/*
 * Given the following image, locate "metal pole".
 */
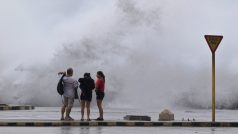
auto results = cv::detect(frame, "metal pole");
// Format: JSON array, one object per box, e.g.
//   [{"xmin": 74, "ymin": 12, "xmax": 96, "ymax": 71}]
[{"xmin": 212, "ymin": 53, "xmax": 216, "ymax": 122}]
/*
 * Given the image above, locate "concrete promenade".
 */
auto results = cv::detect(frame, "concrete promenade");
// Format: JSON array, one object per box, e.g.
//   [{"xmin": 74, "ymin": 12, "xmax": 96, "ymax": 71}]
[
  {"xmin": 0, "ymin": 119, "xmax": 238, "ymax": 127},
  {"xmin": 1, "ymin": 106, "xmax": 238, "ymax": 127}
]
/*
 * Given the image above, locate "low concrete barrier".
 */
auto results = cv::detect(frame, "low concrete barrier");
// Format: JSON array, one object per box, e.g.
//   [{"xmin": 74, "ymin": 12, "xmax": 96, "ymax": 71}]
[
  {"xmin": 0, "ymin": 120, "xmax": 238, "ymax": 127},
  {"xmin": 0, "ymin": 105, "xmax": 35, "ymax": 110},
  {"xmin": 124, "ymin": 115, "xmax": 151, "ymax": 121}
]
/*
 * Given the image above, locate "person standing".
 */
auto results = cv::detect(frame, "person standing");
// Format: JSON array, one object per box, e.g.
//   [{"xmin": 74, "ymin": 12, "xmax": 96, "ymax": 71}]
[
  {"xmin": 95, "ymin": 71, "xmax": 105, "ymax": 121},
  {"xmin": 59, "ymin": 68, "xmax": 78, "ymax": 121},
  {"xmin": 78, "ymin": 73, "xmax": 95, "ymax": 121}
]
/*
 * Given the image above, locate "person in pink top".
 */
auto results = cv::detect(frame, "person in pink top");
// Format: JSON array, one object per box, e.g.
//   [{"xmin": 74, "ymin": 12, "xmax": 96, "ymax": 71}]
[{"xmin": 95, "ymin": 71, "xmax": 105, "ymax": 121}]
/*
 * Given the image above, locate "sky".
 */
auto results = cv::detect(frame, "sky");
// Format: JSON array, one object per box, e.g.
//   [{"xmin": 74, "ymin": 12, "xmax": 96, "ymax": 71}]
[{"xmin": 0, "ymin": 0, "xmax": 238, "ymax": 109}]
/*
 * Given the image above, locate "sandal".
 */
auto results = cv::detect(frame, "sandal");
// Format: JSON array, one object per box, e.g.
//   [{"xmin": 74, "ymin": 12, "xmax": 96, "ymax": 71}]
[{"xmin": 65, "ymin": 116, "xmax": 74, "ymax": 121}]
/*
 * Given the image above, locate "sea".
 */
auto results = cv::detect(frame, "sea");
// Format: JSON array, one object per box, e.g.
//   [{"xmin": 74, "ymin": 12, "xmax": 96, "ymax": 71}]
[{"xmin": 1, "ymin": 107, "xmax": 238, "ymax": 134}]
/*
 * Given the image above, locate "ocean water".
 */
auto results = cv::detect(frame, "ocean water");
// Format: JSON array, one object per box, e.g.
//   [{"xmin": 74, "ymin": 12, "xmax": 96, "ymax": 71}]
[{"xmin": 1, "ymin": 107, "xmax": 238, "ymax": 133}]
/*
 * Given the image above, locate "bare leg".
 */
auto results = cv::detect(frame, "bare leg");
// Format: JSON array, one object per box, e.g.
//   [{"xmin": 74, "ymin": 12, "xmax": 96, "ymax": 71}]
[
  {"xmin": 81, "ymin": 100, "xmax": 85, "ymax": 120},
  {"xmin": 97, "ymin": 100, "xmax": 103, "ymax": 119},
  {"xmin": 86, "ymin": 101, "xmax": 91, "ymax": 120},
  {"xmin": 61, "ymin": 105, "xmax": 66, "ymax": 120},
  {"xmin": 65, "ymin": 98, "xmax": 74, "ymax": 120},
  {"xmin": 61, "ymin": 97, "xmax": 68, "ymax": 120},
  {"xmin": 66, "ymin": 106, "xmax": 71, "ymax": 117}
]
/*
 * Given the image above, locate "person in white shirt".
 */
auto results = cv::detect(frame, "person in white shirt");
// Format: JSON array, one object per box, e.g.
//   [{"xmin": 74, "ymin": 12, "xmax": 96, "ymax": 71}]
[{"xmin": 58, "ymin": 68, "xmax": 78, "ymax": 121}]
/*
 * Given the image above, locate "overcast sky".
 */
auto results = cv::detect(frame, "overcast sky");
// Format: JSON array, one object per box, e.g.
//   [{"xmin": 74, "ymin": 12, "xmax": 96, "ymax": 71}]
[
  {"xmin": 0, "ymin": 0, "xmax": 238, "ymax": 108},
  {"xmin": 0, "ymin": 0, "xmax": 238, "ymax": 67},
  {"xmin": 0, "ymin": 0, "xmax": 238, "ymax": 68}
]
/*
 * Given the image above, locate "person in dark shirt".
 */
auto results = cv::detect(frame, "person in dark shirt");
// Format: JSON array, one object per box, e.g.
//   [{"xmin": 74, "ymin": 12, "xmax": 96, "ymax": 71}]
[{"xmin": 78, "ymin": 73, "xmax": 95, "ymax": 121}]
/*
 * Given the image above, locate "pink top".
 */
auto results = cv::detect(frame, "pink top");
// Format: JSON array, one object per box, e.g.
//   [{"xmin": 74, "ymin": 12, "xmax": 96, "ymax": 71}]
[{"xmin": 96, "ymin": 79, "xmax": 105, "ymax": 92}]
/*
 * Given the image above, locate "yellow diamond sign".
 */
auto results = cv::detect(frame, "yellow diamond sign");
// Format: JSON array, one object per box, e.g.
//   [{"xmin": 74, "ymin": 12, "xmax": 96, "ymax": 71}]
[{"xmin": 205, "ymin": 35, "xmax": 223, "ymax": 53}]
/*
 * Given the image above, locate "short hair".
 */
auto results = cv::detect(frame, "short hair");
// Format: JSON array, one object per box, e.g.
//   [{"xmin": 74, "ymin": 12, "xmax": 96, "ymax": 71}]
[
  {"xmin": 67, "ymin": 68, "xmax": 73, "ymax": 76},
  {"xmin": 84, "ymin": 73, "xmax": 90, "ymax": 78}
]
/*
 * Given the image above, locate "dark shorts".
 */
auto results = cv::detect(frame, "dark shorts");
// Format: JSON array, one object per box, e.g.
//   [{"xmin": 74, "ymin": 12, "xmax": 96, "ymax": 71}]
[
  {"xmin": 96, "ymin": 91, "xmax": 105, "ymax": 100},
  {"xmin": 80, "ymin": 91, "xmax": 92, "ymax": 102}
]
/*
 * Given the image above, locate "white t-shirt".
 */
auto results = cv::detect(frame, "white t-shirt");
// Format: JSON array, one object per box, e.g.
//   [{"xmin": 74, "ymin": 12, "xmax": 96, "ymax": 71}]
[{"xmin": 63, "ymin": 76, "xmax": 78, "ymax": 98}]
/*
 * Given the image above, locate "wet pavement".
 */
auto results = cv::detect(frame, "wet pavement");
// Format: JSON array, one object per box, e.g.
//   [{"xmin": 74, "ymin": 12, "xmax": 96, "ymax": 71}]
[{"xmin": 1, "ymin": 107, "xmax": 238, "ymax": 133}]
